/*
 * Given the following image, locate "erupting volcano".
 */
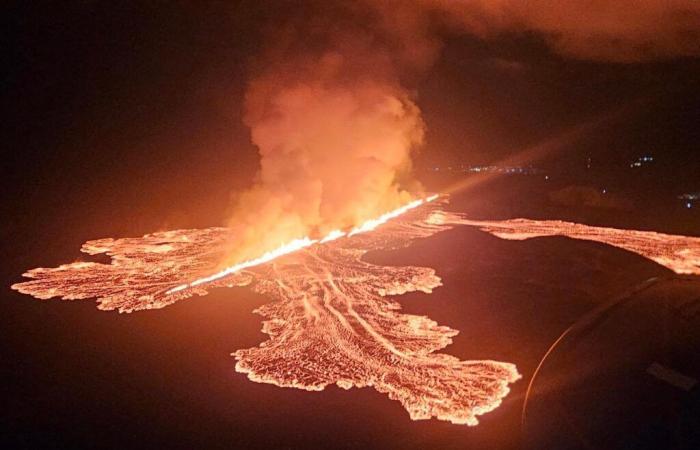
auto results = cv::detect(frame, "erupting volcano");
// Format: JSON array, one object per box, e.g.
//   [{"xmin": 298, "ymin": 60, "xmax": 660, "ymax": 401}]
[
  {"xmin": 12, "ymin": 196, "xmax": 520, "ymax": 425},
  {"xmin": 5, "ymin": 0, "xmax": 700, "ymax": 448},
  {"xmin": 12, "ymin": 194, "xmax": 700, "ymax": 425}
]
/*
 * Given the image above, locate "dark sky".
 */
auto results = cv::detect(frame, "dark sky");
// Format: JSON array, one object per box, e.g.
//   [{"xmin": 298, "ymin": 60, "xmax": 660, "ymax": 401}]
[{"xmin": 3, "ymin": 1, "xmax": 699, "ymax": 236}]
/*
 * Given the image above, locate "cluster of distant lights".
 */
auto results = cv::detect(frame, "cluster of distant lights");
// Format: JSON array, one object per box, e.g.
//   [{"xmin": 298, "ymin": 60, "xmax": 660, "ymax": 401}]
[
  {"xmin": 428, "ymin": 158, "xmax": 694, "ymax": 210},
  {"xmin": 630, "ymin": 155, "xmax": 654, "ymax": 168},
  {"xmin": 430, "ymin": 165, "xmax": 544, "ymax": 175},
  {"xmin": 679, "ymin": 192, "xmax": 698, "ymax": 209}
]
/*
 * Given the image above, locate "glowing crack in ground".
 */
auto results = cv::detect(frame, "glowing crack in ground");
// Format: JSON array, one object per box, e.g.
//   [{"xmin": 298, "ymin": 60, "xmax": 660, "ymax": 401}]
[{"xmin": 12, "ymin": 198, "xmax": 519, "ymax": 425}]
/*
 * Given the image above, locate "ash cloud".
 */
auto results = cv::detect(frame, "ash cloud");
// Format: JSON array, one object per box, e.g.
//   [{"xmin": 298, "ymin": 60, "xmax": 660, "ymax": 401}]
[
  {"xmin": 420, "ymin": 0, "xmax": 700, "ymax": 62},
  {"xmin": 226, "ymin": 0, "xmax": 699, "ymax": 262}
]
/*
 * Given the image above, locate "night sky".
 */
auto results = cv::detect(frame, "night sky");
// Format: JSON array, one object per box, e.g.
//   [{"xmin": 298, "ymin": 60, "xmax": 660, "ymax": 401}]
[{"xmin": 4, "ymin": 2, "xmax": 699, "ymax": 236}]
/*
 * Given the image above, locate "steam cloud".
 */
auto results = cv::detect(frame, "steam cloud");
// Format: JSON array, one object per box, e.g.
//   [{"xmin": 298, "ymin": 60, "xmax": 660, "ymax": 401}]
[{"xmin": 226, "ymin": 0, "xmax": 699, "ymax": 262}]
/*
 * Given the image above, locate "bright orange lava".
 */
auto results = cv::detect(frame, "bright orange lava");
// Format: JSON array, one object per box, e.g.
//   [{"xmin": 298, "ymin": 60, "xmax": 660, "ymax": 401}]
[
  {"xmin": 13, "ymin": 199, "xmax": 700, "ymax": 425},
  {"xmin": 457, "ymin": 217, "xmax": 700, "ymax": 276},
  {"xmin": 167, "ymin": 195, "xmax": 439, "ymax": 294},
  {"xmin": 12, "ymin": 195, "xmax": 520, "ymax": 425}
]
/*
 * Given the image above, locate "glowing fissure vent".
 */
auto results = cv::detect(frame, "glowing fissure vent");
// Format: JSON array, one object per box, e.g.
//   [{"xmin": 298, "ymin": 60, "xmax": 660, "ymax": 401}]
[{"xmin": 167, "ymin": 195, "xmax": 439, "ymax": 294}]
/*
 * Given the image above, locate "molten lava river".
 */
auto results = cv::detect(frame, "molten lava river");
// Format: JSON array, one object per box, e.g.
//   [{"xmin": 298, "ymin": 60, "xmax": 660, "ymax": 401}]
[{"xmin": 12, "ymin": 197, "xmax": 700, "ymax": 425}]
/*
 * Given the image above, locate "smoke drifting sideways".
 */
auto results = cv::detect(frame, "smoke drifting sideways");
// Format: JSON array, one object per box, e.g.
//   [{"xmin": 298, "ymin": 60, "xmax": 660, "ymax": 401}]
[
  {"xmin": 418, "ymin": 0, "xmax": 700, "ymax": 62},
  {"xmin": 225, "ymin": 0, "xmax": 700, "ymax": 264}
]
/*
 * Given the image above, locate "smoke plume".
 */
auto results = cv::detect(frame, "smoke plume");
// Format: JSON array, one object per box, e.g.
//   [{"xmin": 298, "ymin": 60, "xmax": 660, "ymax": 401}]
[
  {"xmin": 225, "ymin": 2, "xmax": 427, "ymax": 262},
  {"xmin": 420, "ymin": 0, "xmax": 700, "ymax": 62},
  {"xmin": 226, "ymin": 0, "xmax": 699, "ymax": 262}
]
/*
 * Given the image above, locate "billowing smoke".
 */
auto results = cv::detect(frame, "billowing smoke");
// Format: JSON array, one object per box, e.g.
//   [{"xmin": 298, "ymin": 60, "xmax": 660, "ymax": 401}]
[
  {"xmin": 225, "ymin": 2, "xmax": 426, "ymax": 262},
  {"xmin": 419, "ymin": 0, "xmax": 700, "ymax": 62},
  {"xmin": 225, "ymin": 0, "xmax": 699, "ymax": 263}
]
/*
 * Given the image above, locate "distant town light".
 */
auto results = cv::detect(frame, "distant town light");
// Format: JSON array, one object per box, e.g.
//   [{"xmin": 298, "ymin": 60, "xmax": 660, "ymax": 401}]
[
  {"xmin": 679, "ymin": 192, "xmax": 700, "ymax": 200},
  {"xmin": 427, "ymin": 164, "xmax": 544, "ymax": 176},
  {"xmin": 630, "ymin": 155, "xmax": 653, "ymax": 168}
]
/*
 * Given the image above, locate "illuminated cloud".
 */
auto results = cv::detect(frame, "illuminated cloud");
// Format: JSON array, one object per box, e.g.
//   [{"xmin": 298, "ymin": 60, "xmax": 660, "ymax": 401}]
[{"xmin": 418, "ymin": 0, "xmax": 700, "ymax": 62}]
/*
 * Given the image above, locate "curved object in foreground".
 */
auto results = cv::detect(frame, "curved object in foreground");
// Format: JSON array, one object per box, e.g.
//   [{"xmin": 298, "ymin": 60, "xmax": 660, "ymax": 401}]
[{"xmin": 12, "ymin": 200, "xmax": 520, "ymax": 426}]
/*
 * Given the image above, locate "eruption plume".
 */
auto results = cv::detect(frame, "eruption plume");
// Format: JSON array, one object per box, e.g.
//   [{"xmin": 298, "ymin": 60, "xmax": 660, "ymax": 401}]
[
  {"xmin": 226, "ymin": 0, "xmax": 699, "ymax": 263},
  {"xmin": 226, "ymin": 3, "xmax": 427, "ymax": 264}
]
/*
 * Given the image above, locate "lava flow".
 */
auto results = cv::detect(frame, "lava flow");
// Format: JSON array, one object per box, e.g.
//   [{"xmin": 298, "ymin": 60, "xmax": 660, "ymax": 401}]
[
  {"xmin": 457, "ymin": 217, "xmax": 700, "ymax": 276},
  {"xmin": 12, "ymin": 195, "xmax": 520, "ymax": 425},
  {"xmin": 13, "ymin": 197, "xmax": 700, "ymax": 425}
]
